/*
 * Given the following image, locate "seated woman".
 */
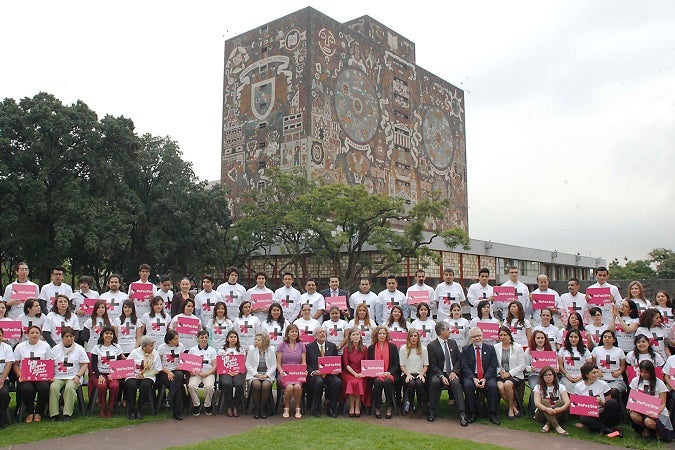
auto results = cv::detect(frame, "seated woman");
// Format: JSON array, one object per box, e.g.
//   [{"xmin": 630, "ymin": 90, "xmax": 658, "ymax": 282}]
[
  {"xmin": 90, "ymin": 326, "xmax": 125, "ymax": 417},
  {"xmin": 399, "ymin": 328, "xmax": 428, "ymax": 415},
  {"xmin": 49, "ymin": 327, "xmax": 88, "ymax": 421},
  {"xmin": 494, "ymin": 326, "xmax": 526, "ymax": 419},
  {"xmin": 218, "ymin": 330, "xmax": 245, "ymax": 417},
  {"xmin": 573, "ymin": 362, "xmax": 622, "ymax": 437},
  {"xmin": 13, "ymin": 325, "xmax": 53, "ymax": 422},
  {"xmin": 0, "ymin": 327, "xmax": 15, "ymax": 429},
  {"xmin": 156, "ymin": 330, "xmax": 186, "ymax": 420},
  {"xmin": 628, "ymin": 360, "xmax": 673, "ymax": 440},
  {"xmin": 276, "ymin": 324, "xmax": 306, "ymax": 419},
  {"xmin": 125, "ymin": 336, "xmax": 162, "ymax": 420},
  {"xmin": 245, "ymin": 332, "xmax": 276, "ymax": 419},
  {"xmin": 368, "ymin": 326, "xmax": 400, "ymax": 419},
  {"xmin": 341, "ymin": 328, "xmax": 370, "ymax": 417},
  {"xmin": 533, "ymin": 365, "xmax": 570, "ymax": 435}
]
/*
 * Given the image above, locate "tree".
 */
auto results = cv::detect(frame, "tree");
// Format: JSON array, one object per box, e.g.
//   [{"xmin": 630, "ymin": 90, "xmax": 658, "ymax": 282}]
[
  {"xmin": 649, "ymin": 248, "xmax": 675, "ymax": 279},
  {"xmin": 608, "ymin": 258, "xmax": 656, "ymax": 280}
]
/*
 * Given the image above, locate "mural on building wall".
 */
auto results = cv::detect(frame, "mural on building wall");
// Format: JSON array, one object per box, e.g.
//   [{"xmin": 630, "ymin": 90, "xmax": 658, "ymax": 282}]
[{"xmin": 222, "ymin": 8, "xmax": 467, "ymax": 231}]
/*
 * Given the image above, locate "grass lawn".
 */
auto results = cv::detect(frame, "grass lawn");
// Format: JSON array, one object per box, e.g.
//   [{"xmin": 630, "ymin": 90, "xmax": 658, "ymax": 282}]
[{"xmin": 167, "ymin": 419, "xmax": 509, "ymax": 450}]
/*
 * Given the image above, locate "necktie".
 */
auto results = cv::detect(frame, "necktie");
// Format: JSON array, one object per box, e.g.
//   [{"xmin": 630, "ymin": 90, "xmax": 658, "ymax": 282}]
[
  {"xmin": 332, "ymin": 291, "xmax": 337, "ymax": 297},
  {"xmin": 320, "ymin": 344, "xmax": 325, "ymax": 356},
  {"xmin": 475, "ymin": 346, "xmax": 483, "ymax": 379},
  {"xmin": 443, "ymin": 340, "xmax": 451, "ymax": 374}
]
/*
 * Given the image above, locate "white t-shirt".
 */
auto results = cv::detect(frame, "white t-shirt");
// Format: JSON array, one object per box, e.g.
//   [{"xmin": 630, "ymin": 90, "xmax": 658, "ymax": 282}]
[
  {"xmin": 42, "ymin": 312, "xmax": 81, "ymax": 345},
  {"xmin": 128, "ymin": 280, "xmax": 157, "ymax": 318},
  {"xmin": 591, "ymin": 345, "xmax": 625, "ymax": 381},
  {"xmin": 260, "ymin": 320, "xmax": 288, "ymax": 347},
  {"xmin": 410, "ymin": 318, "xmax": 437, "ymax": 347},
  {"xmin": 273, "ymin": 286, "xmax": 302, "ymax": 321},
  {"xmin": 376, "ymin": 289, "xmax": 407, "ymax": 324},
  {"xmin": 635, "ymin": 326, "xmax": 670, "ymax": 360},
  {"xmin": 232, "ymin": 315, "xmax": 261, "ymax": 351},
  {"xmin": 558, "ymin": 347, "xmax": 592, "ymax": 377},
  {"xmin": 466, "ymin": 282, "xmax": 493, "ymax": 320},
  {"xmin": 530, "ymin": 288, "xmax": 561, "ymax": 326},
  {"xmin": 500, "ymin": 280, "xmax": 530, "ymax": 319},
  {"xmin": 444, "ymin": 317, "xmax": 471, "ymax": 349},
  {"xmin": 347, "ymin": 318, "xmax": 376, "ymax": 347},
  {"xmin": 90, "ymin": 343, "xmax": 123, "ymax": 374},
  {"xmin": 194, "ymin": 289, "xmax": 224, "ymax": 325},
  {"xmin": 70, "ymin": 290, "xmax": 99, "ymax": 328},
  {"xmin": 434, "ymin": 282, "xmax": 466, "ymax": 322},
  {"xmin": 324, "ymin": 319, "xmax": 349, "ymax": 351},
  {"xmin": 4, "ymin": 281, "xmax": 39, "ymax": 320},
  {"xmin": 349, "ymin": 291, "xmax": 379, "ymax": 321},
  {"xmin": 83, "ymin": 317, "xmax": 113, "ymax": 350},
  {"xmin": 141, "ymin": 312, "xmax": 172, "ymax": 348},
  {"xmin": 157, "ymin": 342, "xmax": 185, "ymax": 372},
  {"xmin": 188, "ymin": 345, "xmax": 218, "ymax": 373},
  {"xmin": 247, "ymin": 286, "xmax": 274, "ymax": 321},
  {"xmin": 0, "ymin": 342, "xmax": 16, "ymax": 375},
  {"xmin": 52, "ymin": 342, "xmax": 89, "ymax": 380},
  {"xmin": 99, "ymin": 290, "xmax": 128, "ymax": 322},
  {"xmin": 586, "ymin": 282, "xmax": 622, "ymax": 323},
  {"xmin": 406, "ymin": 284, "xmax": 436, "ymax": 320},
  {"xmin": 533, "ymin": 382, "xmax": 567, "ymax": 404},
  {"xmin": 216, "ymin": 282, "xmax": 246, "ymax": 321},
  {"xmin": 40, "ymin": 282, "xmax": 73, "ymax": 308},
  {"xmin": 206, "ymin": 317, "xmax": 234, "ymax": 350},
  {"xmin": 574, "ymin": 379, "xmax": 611, "ymax": 412},
  {"xmin": 293, "ymin": 317, "xmax": 321, "ymax": 342},
  {"xmin": 299, "ymin": 292, "xmax": 326, "ymax": 323}
]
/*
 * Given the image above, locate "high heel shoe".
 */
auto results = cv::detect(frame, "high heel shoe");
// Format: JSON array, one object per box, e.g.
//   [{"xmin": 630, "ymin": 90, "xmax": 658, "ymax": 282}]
[
  {"xmin": 375, "ymin": 409, "xmax": 382, "ymax": 419},
  {"xmin": 385, "ymin": 408, "xmax": 393, "ymax": 419}
]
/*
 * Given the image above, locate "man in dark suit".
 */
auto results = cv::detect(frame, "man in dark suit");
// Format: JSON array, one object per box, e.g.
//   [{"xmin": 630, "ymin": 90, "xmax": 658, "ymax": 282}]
[
  {"xmin": 319, "ymin": 276, "xmax": 349, "ymax": 321},
  {"xmin": 305, "ymin": 326, "xmax": 342, "ymax": 417},
  {"xmin": 460, "ymin": 327, "xmax": 500, "ymax": 424},
  {"xmin": 426, "ymin": 321, "xmax": 467, "ymax": 424}
]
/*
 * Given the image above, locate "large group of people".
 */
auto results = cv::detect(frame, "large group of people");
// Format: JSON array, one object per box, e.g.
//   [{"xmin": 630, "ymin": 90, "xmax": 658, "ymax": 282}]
[{"xmin": 0, "ymin": 262, "xmax": 674, "ymax": 442}]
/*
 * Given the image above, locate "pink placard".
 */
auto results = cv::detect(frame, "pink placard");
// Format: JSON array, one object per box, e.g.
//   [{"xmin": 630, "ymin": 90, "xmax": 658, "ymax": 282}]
[
  {"xmin": 325, "ymin": 295, "xmax": 348, "ymax": 311},
  {"xmin": 493, "ymin": 286, "xmax": 517, "ymax": 303},
  {"xmin": 178, "ymin": 353, "xmax": 203, "ymax": 372},
  {"xmin": 626, "ymin": 365, "xmax": 664, "ymax": 383},
  {"xmin": 299, "ymin": 330, "xmax": 315, "ymax": 343},
  {"xmin": 627, "ymin": 389, "xmax": 661, "ymax": 417},
  {"xmin": 175, "ymin": 316, "xmax": 200, "ymax": 335},
  {"xmin": 586, "ymin": 287, "xmax": 612, "ymax": 306},
  {"xmin": 10, "ymin": 284, "xmax": 37, "ymax": 302},
  {"xmin": 129, "ymin": 282, "xmax": 154, "ymax": 302},
  {"xmin": 408, "ymin": 291, "xmax": 430, "ymax": 306},
  {"xmin": 20, "ymin": 359, "xmax": 54, "ymax": 381},
  {"xmin": 531, "ymin": 293, "xmax": 555, "ymax": 310},
  {"xmin": 530, "ymin": 350, "xmax": 558, "ymax": 370},
  {"xmin": 569, "ymin": 393, "xmax": 599, "ymax": 417},
  {"xmin": 318, "ymin": 356, "xmax": 341, "ymax": 375},
  {"xmin": 109, "ymin": 359, "xmax": 135, "ymax": 380},
  {"xmin": 477, "ymin": 321, "xmax": 499, "ymax": 341},
  {"xmin": 250, "ymin": 293, "xmax": 273, "ymax": 310},
  {"xmin": 390, "ymin": 331, "xmax": 407, "ymax": 348},
  {"xmin": 216, "ymin": 354, "xmax": 245, "ymax": 375},
  {"xmin": 361, "ymin": 359, "xmax": 385, "ymax": 377},
  {"xmin": 282, "ymin": 363, "xmax": 307, "ymax": 383},
  {"xmin": 0, "ymin": 320, "xmax": 22, "ymax": 339},
  {"xmin": 80, "ymin": 297, "xmax": 99, "ymax": 315}
]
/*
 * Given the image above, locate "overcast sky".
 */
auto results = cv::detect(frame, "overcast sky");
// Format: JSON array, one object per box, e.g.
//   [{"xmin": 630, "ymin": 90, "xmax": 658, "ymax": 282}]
[{"xmin": 2, "ymin": 1, "xmax": 674, "ymax": 264}]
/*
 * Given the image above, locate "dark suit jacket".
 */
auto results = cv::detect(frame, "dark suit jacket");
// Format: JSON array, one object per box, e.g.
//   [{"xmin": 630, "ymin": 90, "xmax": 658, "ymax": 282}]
[
  {"xmin": 460, "ymin": 342, "xmax": 498, "ymax": 382},
  {"xmin": 367, "ymin": 342, "xmax": 401, "ymax": 378},
  {"xmin": 427, "ymin": 338, "xmax": 462, "ymax": 378},
  {"xmin": 306, "ymin": 340, "xmax": 339, "ymax": 373},
  {"xmin": 320, "ymin": 288, "xmax": 350, "ymax": 318}
]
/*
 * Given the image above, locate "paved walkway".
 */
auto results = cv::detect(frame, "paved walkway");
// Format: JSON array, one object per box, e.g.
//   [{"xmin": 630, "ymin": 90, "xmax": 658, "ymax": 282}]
[{"xmin": 8, "ymin": 413, "xmax": 620, "ymax": 450}]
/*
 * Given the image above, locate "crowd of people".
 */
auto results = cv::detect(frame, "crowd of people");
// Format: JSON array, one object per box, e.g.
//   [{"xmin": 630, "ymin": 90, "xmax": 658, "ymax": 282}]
[{"xmin": 0, "ymin": 262, "xmax": 674, "ymax": 441}]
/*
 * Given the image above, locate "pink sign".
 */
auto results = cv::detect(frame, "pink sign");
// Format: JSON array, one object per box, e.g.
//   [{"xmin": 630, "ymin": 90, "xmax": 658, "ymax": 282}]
[
  {"xmin": 586, "ymin": 287, "xmax": 612, "ymax": 306},
  {"xmin": 569, "ymin": 393, "xmax": 599, "ymax": 417},
  {"xmin": 282, "ymin": 363, "xmax": 307, "ymax": 383},
  {"xmin": 318, "ymin": 356, "xmax": 341, "ymax": 375},
  {"xmin": 20, "ymin": 359, "xmax": 54, "ymax": 381},
  {"xmin": 626, "ymin": 365, "xmax": 664, "ymax": 383},
  {"xmin": 0, "ymin": 320, "xmax": 22, "ymax": 339},
  {"xmin": 10, "ymin": 284, "xmax": 37, "ymax": 302},
  {"xmin": 129, "ymin": 282, "xmax": 154, "ymax": 302},
  {"xmin": 217, "ymin": 354, "xmax": 245, "ymax": 375},
  {"xmin": 361, "ymin": 359, "xmax": 385, "ymax": 377},
  {"xmin": 476, "ymin": 321, "xmax": 500, "ymax": 341},
  {"xmin": 530, "ymin": 350, "xmax": 558, "ymax": 370},
  {"xmin": 407, "ymin": 291, "xmax": 430, "ymax": 306},
  {"xmin": 109, "ymin": 359, "xmax": 135, "ymax": 380},
  {"xmin": 251, "ymin": 293, "xmax": 273, "ymax": 311},
  {"xmin": 531, "ymin": 293, "xmax": 555, "ymax": 310},
  {"xmin": 178, "ymin": 353, "xmax": 203, "ymax": 372},
  {"xmin": 627, "ymin": 389, "xmax": 661, "ymax": 417},
  {"xmin": 80, "ymin": 297, "xmax": 99, "ymax": 315},
  {"xmin": 299, "ymin": 330, "xmax": 315, "ymax": 343},
  {"xmin": 390, "ymin": 331, "xmax": 407, "ymax": 348},
  {"xmin": 325, "ymin": 295, "xmax": 348, "ymax": 311},
  {"xmin": 493, "ymin": 286, "xmax": 517, "ymax": 303},
  {"xmin": 176, "ymin": 316, "xmax": 200, "ymax": 335}
]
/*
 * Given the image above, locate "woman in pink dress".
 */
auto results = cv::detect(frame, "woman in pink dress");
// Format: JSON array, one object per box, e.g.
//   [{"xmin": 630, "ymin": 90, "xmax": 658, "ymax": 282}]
[{"xmin": 276, "ymin": 324, "xmax": 306, "ymax": 419}]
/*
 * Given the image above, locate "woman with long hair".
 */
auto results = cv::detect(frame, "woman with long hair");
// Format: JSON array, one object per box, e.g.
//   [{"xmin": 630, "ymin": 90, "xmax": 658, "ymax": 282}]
[
  {"xmin": 533, "ymin": 365, "xmax": 570, "ymax": 435},
  {"xmin": 469, "ymin": 300, "xmax": 500, "ymax": 346},
  {"xmin": 628, "ymin": 360, "xmax": 672, "ymax": 439},
  {"xmin": 82, "ymin": 300, "xmax": 112, "ymax": 350},
  {"xmin": 42, "ymin": 294, "xmax": 81, "ymax": 346},
  {"xmin": 573, "ymin": 362, "xmax": 622, "ymax": 437},
  {"xmin": 206, "ymin": 301, "xmax": 233, "ymax": 350},
  {"xmin": 625, "ymin": 281, "xmax": 651, "ymax": 315},
  {"xmin": 90, "ymin": 325, "xmax": 125, "ymax": 417},
  {"xmin": 557, "ymin": 329, "xmax": 592, "ymax": 392},
  {"xmin": 348, "ymin": 303, "xmax": 376, "ymax": 347},
  {"xmin": 611, "ymin": 299, "xmax": 639, "ymax": 353},
  {"xmin": 232, "ymin": 300, "xmax": 261, "ymax": 352},
  {"xmin": 399, "ymin": 328, "xmax": 428, "ymax": 415},
  {"xmin": 341, "ymin": 328, "xmax": 370, "ymax": 417},
  {"xmin": 218, "ymin": 330, "xmax": 245, "ymax": 417},
  {"xmin": 245, "ymin": 332, "xmax": 276, "ymax": 419},
  {"xmin": 653, "ymin": 290, "xmax": 675, "ymax": 325},
  {"xmin": 368, "ymin": 326, "xmax": 400, "ymax": 419},
  {"xmin": 410, "ymin": 303, "xmax": 437, "ymax": 347},
  {"xmin": 494, "ymin": 326, "xmax": 526, "ymax": 419},
  {"xmin": 277, "ymin": 324, "xmax": 307, "ymax": 419},
  {"xmin": 626, "ymin": 334, "xmax": 665, "ymax": 368},
  {"xmin": 636, "ymin": 309, "xmax": 670, "ymax": 360},
  {"xmin": 115, "ymin": 299, "xmax": 143, "ymax": 355},
  {"xmin": 386, "ymin": 305, "xmax": 408, "ymax": 333},
  {"xmin": 444, "ymin": 303, "xmax": 470, "ymax": 349},
  {"xmin": 504, "ymin": 301, "xmax": 532, "ymax": 349},
  {"xmin": 590, "ymin": 330, "xmax": 626, "ymax": 401},
  {"xmin": 141, "ymin": 296, "xmax": 171, "ymax": 348}
]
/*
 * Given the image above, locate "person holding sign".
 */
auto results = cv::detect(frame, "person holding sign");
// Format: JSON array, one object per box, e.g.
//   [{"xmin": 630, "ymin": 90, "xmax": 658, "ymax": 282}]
[
  {"xmin": 128, "ymin": 264, "xmax": 157, "ymax": 318},
  {"xmin": 70, "ymin": 275, "xmax": 99, "ymax": 329},
  {"xmin": 170, "ymin": 299, "xmax": 202, "ymax": 350},
  {"xmin": 186, "ymin": 329, "xmax": 217, "ymax": 416},
  {"xmin": 628, "ymin": 360, "xmax": 672, "ymax": 439},
  {"xmin": 305, "ymin": 326, "xmax": 341, "ymax": 418},
  {"xmin": 494, "ymin": 326, "xmax": 526, "ymax": 419},
  {"xmin": 504, "ymin": 301, "xmax": 532, "ymax": 349},
  {"xmin": 156, "ymin": 330, "xmax": 186, "ymax": 421},
  {"xmin": 529, "ymin": 275, "xmax": 561, "ymax": 326},
  {"xmin": 293, "ymin": 304, "xmax": 321, "ymax": 344},
  {"xmin": 586, "ymin": 267, "xmax": 622, "ymax": 324},
  {"xmin": 525, "ymin": 330, "xmax": 556, "ymax": 389},
  {"xmin": 410, "ymin": 303, "xmax": 437, "ymax": 347},
  {"xmin": 466, "ymin": 268, "xmax": 494, "ymax": 321},
  {"xmin": 320, "ymin": 276, "xmax": 349, "ymax": 321},
  {"xmin": 39, "ymin": 267, "xmax": 73, "ymax": 312},
  {"xmin": 125, "ymin": 336, "xmax": 161, "ymax": 419},
  {"xmin": 42, "ymin": 294, "xmax": 81, "ymax": 347},
  {"xmin": 13, "ymin": 325, "xmax": 53, "ymax": 422},
  {"xmin": 245, "ymin": 332, "xmax": 276, "ymax": 419},
  {"xmin": 499, "ymin": 266, "xmax": 530, "ymax": 322},
  {"xmin": 532, "ymin": 366, "xmax": 570, "ymax": 435},
  {"xmin": 636, "ymin": 309, "xmax": 671, "ymax": 360},
  {"xmin": 82, "ymin": 300, "xmax": 113, "ymax": 351},
  {"xmin": 461, "ymin": 327, "xmax": 500, "ymax": 425},
  {"xmin": 90, "ymin": 326, "xmax": 124, "ymax": 417},
  {"xmin": 367, "ymin": 326, "xmax": 400, "ymax": 419},
  {"xmin": 3, "ymin": 262, "xmax": 39, "ymax": 321},
  {"xmin": 17, "ymin": 299, "xmax": 44, "ymax": 343},
  {"xmin": 406, "ymin": 270, "xmax": 436, "ymax": 320},
  {"xmin": 341, "ymin": 328, "xmax": 370, "ymax": 417},
  {"xmin": 276, "ymin": 324, "xmax": 307, "ymax": 419},
  {"xmin": 0, "ymin": 301, "xmax": 20, "ymax": 348},
  {"xmin": 0, "ymin": 327, "xmax": 15, "ymax": 428},
  {"xmin": 49, "ymin": 327, "xmax": 88, "ymax": 422},
  {"xmin": 469, "ymin": 300, "xmax": 500, "ymax": 346},
  {"xmin": 247, "ymin": 271, "xmax": 274, "ymax": 321},
  {"xmin": 217, "ymin": 330, "xmax": 245, "ymax": 417},
  {"xmin": 573, "ymin": 362, "xmax": 622, "ymax": 437}
]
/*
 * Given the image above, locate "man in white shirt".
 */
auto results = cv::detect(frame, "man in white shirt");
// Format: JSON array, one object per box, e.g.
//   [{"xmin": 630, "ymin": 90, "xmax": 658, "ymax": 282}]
[
  {"xmin": 40, "ymin": 266, "xmax": 73, "ymax": 310},
  {"xmin": 529, "ymin": 274, "xmax": 561, "ymax": 326},
  {"xmin": 349, "ymin": 278, "xmax": 379, "ymax": 321},
  {"xmin": 376, "ymin": 276, "xmax": 407, "ymax": 324},
  {"xmin": 557, "ymin": 278, "xmax": 589, "ymax": 326},
  {"xmin": 155, "ymin": 275, "xmax": 174, "ymax": 314},
  {"xmin": 586, "ymin": 267, "xmax": 622, "ymax": 324},
  {"xmin": 499, "ymin": 266, "xmax": 530, "ymax": 322},
  {"xmin": 434, "ymin": 268, "xmax": 466, "ymax": 322},
  {"xmin": 4, "ymin": 261, "xmax": 39, "ymax": 320},
  {"xmin": 274, "ymin": 272, "xmax": 302, "ymax": 320},
  {"xmin": 300, "ymin": 279, "xmax": 325, "ymax": 323},
  {"xmin": 70, "ymin": 275, "xmax": 100, "ymax": 328},
  {"xmin": 216, "ymin": 267, "xmax": 247, "ymax": 320},
  {"xmin": 406, "ymin": 269, "xmax": 437, "ymax": 320},
  {"xmin": 466, "ymin": 268, "xmax": 494, "ymax": 320},
  {"xmin": 195, "ymin": 275, "xmax": 224, "ymax": 325},
  {"xmin": 128, "ymin": 264, "xmax": 157, "ymax": 317},
  {"xmin": 100, "ymin": 274, "xmax": 128, "ymax": 322}
]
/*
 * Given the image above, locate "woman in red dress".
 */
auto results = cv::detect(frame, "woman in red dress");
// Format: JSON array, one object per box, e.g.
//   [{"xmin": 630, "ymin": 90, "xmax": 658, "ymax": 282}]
[{"xmin": 341, "ymin": 328, "xmax": 370, "ymax": 417}]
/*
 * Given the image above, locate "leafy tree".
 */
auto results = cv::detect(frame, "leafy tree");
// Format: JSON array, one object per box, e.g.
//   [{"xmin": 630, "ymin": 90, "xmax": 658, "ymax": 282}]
[
  {"xmin": 608, "ymin": 258, "xmax": 656, "ymax": 280},
  {"xmin": 649, "ymin": 248, "xmax": 675, "ymax": 279}
]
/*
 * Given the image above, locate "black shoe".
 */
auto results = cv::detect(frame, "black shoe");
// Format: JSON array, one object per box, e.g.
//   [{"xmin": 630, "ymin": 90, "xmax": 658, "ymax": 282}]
[
  {"xmin": 49, "ymin": 415, "xmax": 60, "ymax": 422},
  {"xmin": 128, "ymin": 411, "xmax": 136, "ymax": 420},
  {"xmin": 459, "ymin": 413, "xmax": 468, "ymax": 427},
  {"xmin": 192, "ymin": 405, "xmax": 201, "ymax": 417},
  {"xmin": 204, "ymin": 406, "xmax": 213, "ymax": 416},
  {"xmin": 136, "ymin": 411, "xmax": 143, "ymax": 420},
  {"xmin": 313, "ymin": 412, "xmax": 321, "ymax": 418},
  {"xmin": 403, "ymin": 400, "xmax": 411, "ymax": 414},
  {"xmin": 260, "ymin": 412, "xmax": 267, "ymax": 419},
  {"xmin": 173, "ymin": 413, "xmax": 183, "ymax": 421},
  {"xmin": 329, "ymin": 409, "xmax": 338, "ymax": 418},
  {"xmin": 254, "ymin": 412, "xmax": 261, "ymax": 419},
  {"xmin": 489, "ymin": 414, "xmax": 501, "ymax": 425},
  {"xmin": 466, "ymin": 413, "xmax": 476, "ymax": 423},
  {"xmin": 375, "ymin": 409, "xmax": 382, "ymax": 419},
  {"xmin": 63, "ymin": 415, "xmax": 71, "ymax": 422},
  {"xmin": 427, "ymin": 413, "xmax": 435, "ymax": 422}
]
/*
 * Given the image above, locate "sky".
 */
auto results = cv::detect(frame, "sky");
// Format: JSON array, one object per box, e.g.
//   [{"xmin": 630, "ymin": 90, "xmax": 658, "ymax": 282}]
[{"xmin": 2, "ymin": 1, "xmax": 674, "ymax": 264}]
